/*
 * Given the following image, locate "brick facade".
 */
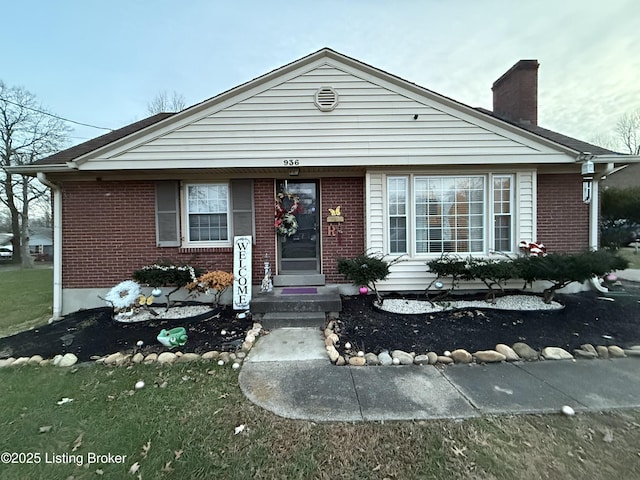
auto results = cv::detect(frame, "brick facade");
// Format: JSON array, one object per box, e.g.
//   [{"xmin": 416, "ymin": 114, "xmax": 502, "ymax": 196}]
[
  {"xmin": 320, "ymin": 177, "xmax": 365, "ymax": 283},
  {"xmin": 61, "ymin": 181, "xmax": 235, "ymax": 288},
  {"xmin": 536, "ymin": 173, "xmax": 589, "ymax": 253},
  {"xmin": 61, "ymin": 177, "xmax": 363, "ymax": 289},
  {"xmin": 59, "ymin": 173, "xmax": 590, "ymax": 291}
]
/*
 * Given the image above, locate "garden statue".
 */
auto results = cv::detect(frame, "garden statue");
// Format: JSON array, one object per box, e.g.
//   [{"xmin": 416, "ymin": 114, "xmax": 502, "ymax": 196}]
[{"xmin": 157, "ymin": 327, "xmax": 188, "ymax": 348}]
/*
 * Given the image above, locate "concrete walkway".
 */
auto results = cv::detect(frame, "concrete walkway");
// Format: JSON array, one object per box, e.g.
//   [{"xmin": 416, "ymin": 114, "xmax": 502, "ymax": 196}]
[{"xmin": 239, "ymin": 328, "xmax": 640, "ymax": 422}]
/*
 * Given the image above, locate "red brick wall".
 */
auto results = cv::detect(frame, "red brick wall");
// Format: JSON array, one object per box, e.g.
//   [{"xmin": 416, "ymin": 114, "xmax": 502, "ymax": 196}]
[
  {"xmin": 61, "ymin": 178, "xmax": 364, "ymax": 289},
  {"xmin": 62, "ymin": 181, "xmax": 232, "ymax": 288},
  {"xmin": 320, "ymin": 177, "xmax": 365, "ymax": 283},
  {"xmin": 537, "ymin": 173, "xmax": 589, "ymax": 253},
  {"xmin": 252, "ymin": 179, "xmax": 277, "ymax": 282}
]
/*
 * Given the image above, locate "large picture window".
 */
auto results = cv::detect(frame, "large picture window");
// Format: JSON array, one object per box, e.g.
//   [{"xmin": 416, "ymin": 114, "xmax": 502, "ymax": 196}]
[
  {"xmin": 415, "ymin": 176, "xmax": 485, "ymax": 254},
  {"xmin": 386, "ymin": 174, "xmax": 514, "ymax": 256},
  {"xmin": 186, "ymin": 183, "xmax": 229, "ymax": 242}
]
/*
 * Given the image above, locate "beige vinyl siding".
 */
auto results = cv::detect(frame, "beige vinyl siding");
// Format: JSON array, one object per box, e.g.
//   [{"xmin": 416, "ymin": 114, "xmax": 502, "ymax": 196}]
[
  {"xmin": 110, "ymin": 65, "xmax": 545, "ymax": 163},
  {"xmin": 515, "ymin": 171, "xmax": 535, "ymax": 243},
  {"xmin": 366, "ymin": 172, "xmax": 385, "ymax": 253}
]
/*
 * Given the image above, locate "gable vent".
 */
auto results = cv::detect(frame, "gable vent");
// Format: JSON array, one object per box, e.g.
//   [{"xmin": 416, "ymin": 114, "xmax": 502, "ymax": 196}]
[{"xmin": 314, "ymin": 86, "xmax": 338, "ymax": 111}]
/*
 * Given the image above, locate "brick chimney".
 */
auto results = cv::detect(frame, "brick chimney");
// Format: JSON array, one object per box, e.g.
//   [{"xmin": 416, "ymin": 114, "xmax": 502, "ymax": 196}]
[{"xmin": 492, "ymin": 60, "xmax": 539, "ymax": 125}]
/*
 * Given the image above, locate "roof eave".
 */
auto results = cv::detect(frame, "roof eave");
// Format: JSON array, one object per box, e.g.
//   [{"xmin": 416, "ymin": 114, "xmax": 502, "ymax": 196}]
[{"xmin": 6, "ymin": 163, "xmax": 72, "ymax": 175}]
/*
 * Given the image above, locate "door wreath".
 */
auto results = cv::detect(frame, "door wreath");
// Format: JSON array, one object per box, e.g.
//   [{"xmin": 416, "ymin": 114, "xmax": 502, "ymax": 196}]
[{"xmin": 275, "ymin": 192, "xmax": 301, "ymax": 236}]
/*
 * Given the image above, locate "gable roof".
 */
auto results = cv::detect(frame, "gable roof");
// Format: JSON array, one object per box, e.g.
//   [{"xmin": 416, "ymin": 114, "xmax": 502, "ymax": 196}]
[
  {"xmin": 475, "ymin": 107, "xmax": 619, "ymax": 156},
  {"xmin": 33, "ymin": 113, "xmax": 174, "ymax": 166},
  {"xmin": 22, "ymin": 48, "xmax": 625, "ymax": 171}
]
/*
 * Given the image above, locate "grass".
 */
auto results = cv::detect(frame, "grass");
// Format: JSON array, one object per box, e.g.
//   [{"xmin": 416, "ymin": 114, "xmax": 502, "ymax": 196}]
[
  {"xmin": 2, "ymin": 266, "xmax": 640, "ymax": 478},
  {"xmin": 1, "ymin": 364, "xmax": 640, "ymax": 479},
  {"xmin": 618, "ymin": 247, "xmax": 640, "ymax": 269},
  {"xmin": 0, "ymin": 267, "xmax": 52, "ymax": 338}
]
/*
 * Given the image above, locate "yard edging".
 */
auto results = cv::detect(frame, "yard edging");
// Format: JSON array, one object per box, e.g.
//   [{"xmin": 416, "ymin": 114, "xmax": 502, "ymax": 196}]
[
  {"xmin": 0, "ymin": 322, "xmax": 263, "ymax": 369},
  {"xmin": 324, "ymin": 318, "xmax": 640, "ymax": 366}
]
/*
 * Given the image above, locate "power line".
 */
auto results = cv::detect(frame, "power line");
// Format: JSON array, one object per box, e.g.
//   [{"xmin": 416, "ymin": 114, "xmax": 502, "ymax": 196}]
[{"xmin": 0, "ymin": 96, "xmax": 114, "ymax": 131}]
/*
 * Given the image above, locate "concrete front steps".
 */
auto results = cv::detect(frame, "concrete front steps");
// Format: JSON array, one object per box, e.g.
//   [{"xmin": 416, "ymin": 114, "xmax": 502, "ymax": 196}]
[{"xmin": 251, "ymin": 284, "xmax": 341, "ymax": 329}]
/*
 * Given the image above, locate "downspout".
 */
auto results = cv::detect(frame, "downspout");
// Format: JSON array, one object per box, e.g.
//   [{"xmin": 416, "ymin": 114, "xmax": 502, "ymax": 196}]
[
  {"xmin": 590, "ymin": 162, "xmax": 615, "ymax": 250},
  {"xmin": 586, "ymin": 162, "xmax": 614, "ymax": 293},
  {"xmin": 37, "ymin": 172, "xmax": 63, "ymax": 321}
]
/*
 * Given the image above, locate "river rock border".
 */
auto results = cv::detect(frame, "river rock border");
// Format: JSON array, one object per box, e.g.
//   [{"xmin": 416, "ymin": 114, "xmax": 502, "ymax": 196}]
[
  {"xmin": 0, "ymin": 323, "xmax": 263, "ymax": 369},
  {"xmin": 324, "ymin": 320, "xmax": 640, "ymax": 366}
]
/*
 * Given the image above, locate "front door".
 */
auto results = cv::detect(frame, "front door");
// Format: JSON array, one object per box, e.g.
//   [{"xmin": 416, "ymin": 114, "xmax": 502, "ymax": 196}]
[{"xmin": 277, "ymin": 180, "xmax": 320, "ymax": 273}]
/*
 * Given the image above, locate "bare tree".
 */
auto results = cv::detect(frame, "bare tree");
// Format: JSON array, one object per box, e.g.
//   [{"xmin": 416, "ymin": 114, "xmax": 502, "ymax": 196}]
[
  {"xmin": 0, "ymin": 81, "xmax": 69, "ymax": 267},
  {"xmin": 615, "ymin": 110, "xmax": 640, "ymax": 155},
  {"xmin": 146, "ymin": 90, "xmax": 186, "ymax": 115}
]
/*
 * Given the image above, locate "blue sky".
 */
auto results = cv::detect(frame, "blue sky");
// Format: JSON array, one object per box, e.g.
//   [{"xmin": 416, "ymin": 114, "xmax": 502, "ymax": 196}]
[{"xmin": 1, "ymin": 0, "xmax": 638, "ymax": 149}]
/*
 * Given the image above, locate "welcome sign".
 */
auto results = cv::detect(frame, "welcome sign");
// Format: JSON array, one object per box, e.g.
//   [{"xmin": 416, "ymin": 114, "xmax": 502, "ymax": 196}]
[{"xmin": 233, "ymin": 236, "xmax": 252, "ymax": 310}]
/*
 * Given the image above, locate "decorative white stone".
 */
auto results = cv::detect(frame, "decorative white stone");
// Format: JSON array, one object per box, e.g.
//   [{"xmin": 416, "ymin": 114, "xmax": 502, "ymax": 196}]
[
  {"xmin": 541, "ymin": 347, "xmax": 574, "ymax": 360},
  {"xmin": 327, "ymin": 346, "xmax": 340, "ymax": 363},
  {"xmin": 177, "ymin": 353, "xmax": 201, "ymax": 363},
  {"xmin": 512, "ymin": 342, "xmax": 539, "ymax": 361},
  {"xmin": 28, "ymin": 355, "xmax": 44, "ymax": 366},
  {"xmin": 12, "ymin": 356, "xmax": 30, "ymax": 367},
  {"xmin": 561, "ymin": 405, "xmax": 575, "ymax": 416},
  {"xmin": 52, "ymin": 354, "xmax": 63, "ymax": 366},
  {"xmin": 104, "ymin": 352, "xmax": 123, "ymax": 365},
  {"xmin": 378, "ymin": 351, "xmax": 392, "ymax": 366},
  {"xmin": 608, "ymin": 346, "xmax": 626, "ymax": 358},
  {"xmin": 157, "ymin": 352, "xmax": 177, "ymax": 364},
  {"xmin": 135, "ymin": 380, "xmax": 145, "ymax": 389},
  {"xmin": 391, "ymin": 350, "xmax": 414, "ymax": 365},
  {"xmin": 58, "ymin": 353, "xmax": 78, "ymax": 367},
  {"xmin": 132, "ymin": 353, "xmax": 144, "ymax": 364},
  {"xmin": 348, "ymin": 356, "xmax": 366, "ymax": 366},
  {"xmin": 0, "ymin": 357, "xmax": 16, "ymax": 368},
  {"xmin": 495, "ymin": 344, "xmax": 520, "ymax": 362},
  {"xmin": 144, "ymin": 353, "xmax": 158, "ymax": 364},
  {"xmin": 364, "ymin": 353, "xmax": 380, "ymax": 365},
  {"xmin": 474, "ymin": 350, "xmax": 506, "ymax": 363},
  {"xmin": 202, "ymin": 351, "xmax": 220, "ymax": 360},
  {"xmin": 451, "ymin": 349, "xmax": 472, "ymax": 364},
  {"xmin": 413, "ymin": 354, "xmax": 431, "ymax": 365}
]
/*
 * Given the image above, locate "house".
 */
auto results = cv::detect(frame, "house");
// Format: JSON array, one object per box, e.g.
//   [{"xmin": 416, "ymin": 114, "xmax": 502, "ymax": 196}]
[{"xmin": 14, "ymin": 48, "xmax": 639, "ymax": 317}]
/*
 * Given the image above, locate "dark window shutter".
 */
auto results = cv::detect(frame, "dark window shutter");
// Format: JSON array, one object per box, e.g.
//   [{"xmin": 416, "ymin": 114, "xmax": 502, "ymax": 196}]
[
  {"xmin": 155, "ymin": 181, "xmax": 180, "ymax": 247},
  {"xmin": 231, "ymin": 179, "xmax": 254, "ymax": 238}
]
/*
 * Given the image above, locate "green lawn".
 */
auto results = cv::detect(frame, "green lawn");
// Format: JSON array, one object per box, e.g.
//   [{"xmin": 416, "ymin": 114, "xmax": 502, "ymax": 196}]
[
  {"xmin": 0, "ymin": 364, "xmax": 639, "ymax": 479},
  {"xmin": 1, "ymin": 266, "xmax": 639, "ymax": 478},
  {"xmin": 0, "ymin": 267, "xmax": 52, "ymax": 337}
]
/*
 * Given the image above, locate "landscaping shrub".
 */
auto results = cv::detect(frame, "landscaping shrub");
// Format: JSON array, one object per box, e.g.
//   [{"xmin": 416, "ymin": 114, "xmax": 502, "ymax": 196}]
[
  {"xmin": 425, "ymin": 254, "xmax": 472, "ymax": 300},
  {"xmin": 427, "ymin": 250, "xmax": 628, "ymax": 304},
  {"xmin": 186, "ymin": 270, "xmax": 234, "ymax": 306},
  {"xmin": 132, "ymin": 261, "xmax": 204, "ymax": 308},
  {"xmin": 337, "ymin": 252, "xmax": 402, "ymax": 303},
  {"xmin": 513, "ymin": 249, "xmax": 629, "ymax": 303},
  {"xmin": 466, "ymin": 257, "xmax": 520, "ymax": 301}
]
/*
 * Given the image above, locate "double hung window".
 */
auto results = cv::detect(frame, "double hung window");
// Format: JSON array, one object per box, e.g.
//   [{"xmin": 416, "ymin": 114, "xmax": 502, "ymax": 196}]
[{"xmin": 186, "ymin": 184, "xmax": 229, "ymax": 242}]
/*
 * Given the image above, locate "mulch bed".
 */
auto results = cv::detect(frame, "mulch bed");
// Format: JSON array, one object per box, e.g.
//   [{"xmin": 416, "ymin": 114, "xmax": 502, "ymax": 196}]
[
  {"xmin": 334, "ymin": 288, "xmax": 640, "ymax": 356},
  {"xmin": 0, "ymin": 304, "xmax": 252, "ymax": 362},
  {"xmin": 2, "ymin": 284, "xmax": 640, "ymax": 362}
]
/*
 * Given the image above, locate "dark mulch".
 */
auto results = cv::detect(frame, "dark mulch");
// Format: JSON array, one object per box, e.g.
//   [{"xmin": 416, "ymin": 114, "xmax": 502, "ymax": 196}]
[
  {"xmin": 335, "ymin": 286, "xmax": 640, "ymax": 356},
  {"xmin": 0, "ymin": 304, "xmax": 252, "ymax": 362},
  {"xmin": 2, "ymin": 283, "xmax": 640, "ymax": 362}
]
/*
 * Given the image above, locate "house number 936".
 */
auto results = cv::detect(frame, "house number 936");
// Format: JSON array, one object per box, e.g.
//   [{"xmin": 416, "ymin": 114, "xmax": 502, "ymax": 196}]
[{"xmin": 283, "ymin": 159, "xmax": 300, "ymax": 166}]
